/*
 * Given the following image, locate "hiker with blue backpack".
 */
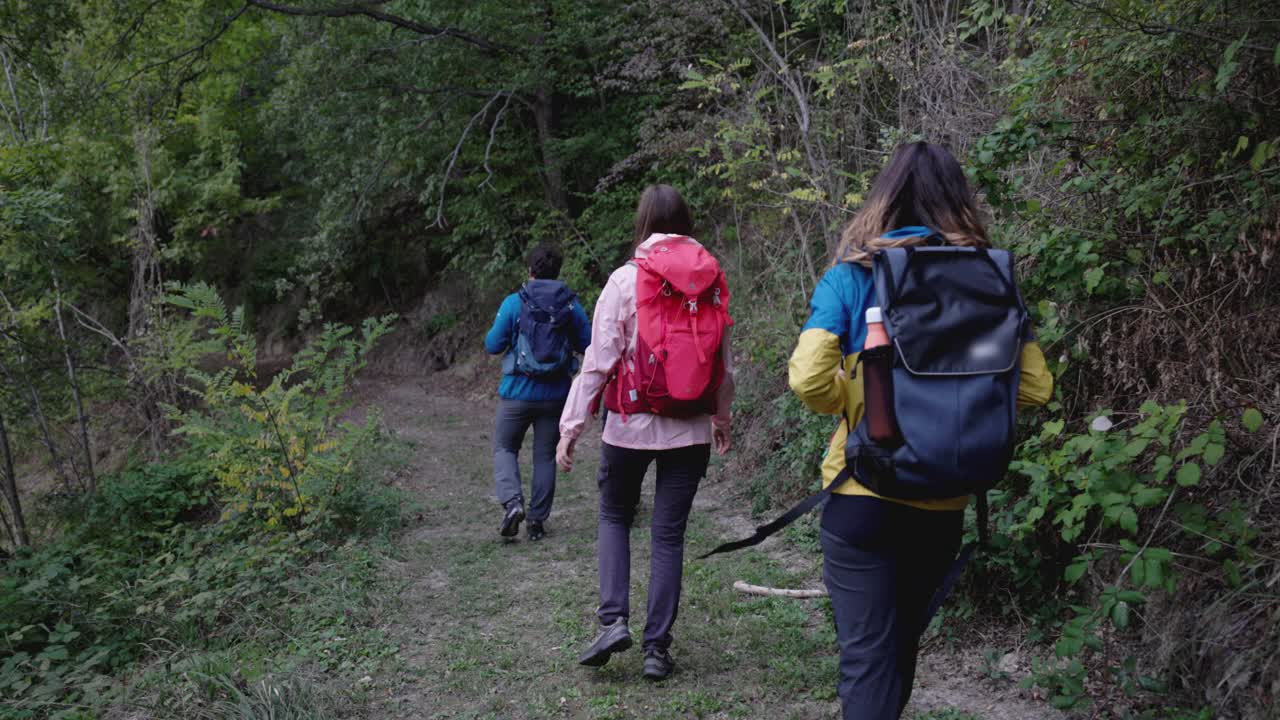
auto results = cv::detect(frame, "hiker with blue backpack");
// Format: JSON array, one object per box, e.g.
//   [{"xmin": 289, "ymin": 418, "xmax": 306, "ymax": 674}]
[
  {"xmin": 556, "ymin": 185, "xmax": 734, "ymax": 680},
  {"xmin": 786, "ymin": 143, "xmax": 1053, "ymax": 718},
  {"xmin": 484, "ymin": 243, "xmax": 591, "ymax": 541}
]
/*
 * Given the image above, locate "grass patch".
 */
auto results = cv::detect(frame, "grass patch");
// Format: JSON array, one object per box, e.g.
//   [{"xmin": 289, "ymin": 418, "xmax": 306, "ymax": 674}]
[{"xmin": 0, "ymin": 437, "xmax": 408, "ymax": 719}]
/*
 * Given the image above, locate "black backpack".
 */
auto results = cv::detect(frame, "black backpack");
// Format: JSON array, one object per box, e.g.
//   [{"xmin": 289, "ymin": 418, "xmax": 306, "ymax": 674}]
[
  {"xmin": 703, "ymin": 241, "xmax": 1030, "ymax": 622},
  {"xmin": 846, "ymin": 243, "xmax": 1029, "ymax": 499}
]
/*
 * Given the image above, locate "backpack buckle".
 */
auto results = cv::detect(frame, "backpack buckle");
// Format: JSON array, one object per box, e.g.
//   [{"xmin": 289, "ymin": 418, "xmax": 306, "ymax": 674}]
[
  {"xmin": 661, "ymin": 281, "xmax": 673, "ymax": 297},
  {"xmin": 712, "ymin": 287, "xmax": 721, "ymax": 306},
  {"xmin": 685, "ymin": 298, "xmax": 698, "ymax": 313}
]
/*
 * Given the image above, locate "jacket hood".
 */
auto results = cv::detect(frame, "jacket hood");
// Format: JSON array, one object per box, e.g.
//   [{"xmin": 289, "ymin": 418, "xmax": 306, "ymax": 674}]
[
  {"xmin": 522, "ymin": 279, "xmax": 575, "ymax": 314},
  {"xmin": 635, "ymin": 234, "xmax": 719, "ymax": 295}
]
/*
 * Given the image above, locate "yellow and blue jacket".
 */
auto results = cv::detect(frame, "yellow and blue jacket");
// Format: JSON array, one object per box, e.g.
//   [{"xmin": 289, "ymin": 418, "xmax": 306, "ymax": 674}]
[{"xmin": 787, "ymin": 262, "xmax": 1054, "ymax": 511}]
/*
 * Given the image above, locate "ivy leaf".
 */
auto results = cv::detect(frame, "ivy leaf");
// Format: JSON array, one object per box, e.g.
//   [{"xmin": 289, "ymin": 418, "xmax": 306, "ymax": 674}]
[
  {"xmin": 1055, "ymin": 636, "xmax": 1084, "ymax": 658},
  {"xmin": 1132, "ymin": 485, "xmax": 1167, "ymax": 508},
  {"xmin": 1064, "ymin": 561, "xmax": 1088, "ymax": 583},
  {"xmin": 1124, "ymin": 438, "xmax": 1150, "ymax": 457},
  {"xmin": 1153, "ymin": 454, "xmax": 1173, "ymax": 481},
  {"xmin": 1203, "ymin": 443, "xmax": 1224, "ymax": 466},
  {"xmin": 1242, "ymin": 408, "xmax": 1263, "ymax": 433},
  {"xmin": 1251, "ymin": 141, "xmax": 1272, "ymax": 172},
  {"xmin": 1118, "ymin": 507, "xmax": 1139, "ymax": 534},
  {"xmin": 1111, "ymin": 600, "xmax": 1131, "ymax": 629},
  {"xmin": 1215, "ymin": 37, "xmax": 1246, "ymax": 92},
  {"xmin": 1084, "ymin": 266, "xmax": 1104, "ymax": 294},
  {"xmin": 1145, "ymin": 555, "xmax": 1164, "ymax": 587},
  {"xmin": 1176, "ymin": 462, "xmax": 1202, "ymax": 487},
  {"xmin": 1118, "ymin": 589, "xmax": 1147, "ymax": 604}
]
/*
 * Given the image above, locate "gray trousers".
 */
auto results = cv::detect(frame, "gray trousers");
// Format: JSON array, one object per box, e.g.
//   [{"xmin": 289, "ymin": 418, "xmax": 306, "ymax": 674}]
[
  {"xmin": 595, "ymin": 442, "xmax": 710, "ymax": 651},
  {"xmin": 493, "ymin": 398, "xmax": 564, "ymax": 522}
]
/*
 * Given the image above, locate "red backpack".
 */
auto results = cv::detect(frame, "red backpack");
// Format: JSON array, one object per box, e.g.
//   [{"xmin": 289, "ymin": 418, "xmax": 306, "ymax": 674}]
[{"xmin": 604, "ymin": 238, "xmax": 732, "ymax": 419}]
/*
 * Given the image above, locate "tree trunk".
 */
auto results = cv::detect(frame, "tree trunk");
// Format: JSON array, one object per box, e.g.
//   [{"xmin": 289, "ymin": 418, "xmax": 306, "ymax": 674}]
[
  {"xmin": 128, "ymin": 128, "xmax": 170, "ymax": 460},
  {"xmin": 53, "ymin": 276, "xmax": 96, "ymax": 492},
  {"xmin": 532, "ymin": 1, "xmax": 568, "ymax": 213},
  {"xmin": 0, "ymin": 354, "xmax": 75, "ymax": 492},
  {"xmin": 0, "ymin": 411, "xmax": 30, "ymax": 548},
  {"xmin": 533, "ymin": 86, "xmax": 568, "ymax": 213}
]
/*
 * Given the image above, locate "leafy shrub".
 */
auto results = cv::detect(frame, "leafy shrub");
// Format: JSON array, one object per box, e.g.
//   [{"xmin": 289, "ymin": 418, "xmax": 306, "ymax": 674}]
[
  {"xmin": 162, "ymin": 282, "xmax": 396, "ymax": 532},
  {"xmin": 0, "ymin": 287, "xmax": 402, "ymax": 716},
  {"xmin": 967, "ymin": 402, "xmax": 1268, "ymax": 711}
]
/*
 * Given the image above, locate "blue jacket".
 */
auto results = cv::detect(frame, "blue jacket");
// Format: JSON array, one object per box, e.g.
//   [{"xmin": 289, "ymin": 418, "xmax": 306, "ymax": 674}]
[
  {"xmin": 484, "ymin": 283, "xmax": 592, "ymax": 401},
  {"xmin": 787, "ymin": 227, "xmax": 1054, "ymax": 510}
]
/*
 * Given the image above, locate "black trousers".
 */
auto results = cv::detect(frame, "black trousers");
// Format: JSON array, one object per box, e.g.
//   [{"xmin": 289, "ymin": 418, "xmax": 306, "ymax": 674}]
[{"xmin": 820, "ymin": 494, "xmax": 963, "ymax": 719}]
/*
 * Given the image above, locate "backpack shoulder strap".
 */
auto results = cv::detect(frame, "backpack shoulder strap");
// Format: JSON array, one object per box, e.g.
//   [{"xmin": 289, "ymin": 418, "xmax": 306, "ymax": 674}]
[{"xmin": 698, "ymin": 467, "xmax": 856, "ymax": 558}]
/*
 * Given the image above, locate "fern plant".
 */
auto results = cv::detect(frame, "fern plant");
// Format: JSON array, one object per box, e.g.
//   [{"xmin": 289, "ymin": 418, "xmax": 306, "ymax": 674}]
[{"xmin": 160, "ymin": 282, "xmax": 395, "ymax": 530}]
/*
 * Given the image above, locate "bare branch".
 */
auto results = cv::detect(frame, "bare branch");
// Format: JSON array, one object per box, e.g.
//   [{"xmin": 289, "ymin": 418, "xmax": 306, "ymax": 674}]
[
  {"xmin": 479, "ymin": 92, "xmax": 514, "ymax": 190},
  {"xmin": 734, "ymin": 581, "xmax": 827, "ymax": 598},
  {"xmin": 432, "ymin": 91, "xmax": 506, "ymax": 228},
  {"xmin": 386, "ymin": 85, "xmax": 533, "ymax": 109},
  {"xmin": 245, "ymin": 0, "xmax": 510, "ymax": 54},
  {"xmin": 1064, "ymin": 0, "xmax": 1275, "ymax": 54},
  {"xmin": 53, "ymin": 277, "xmax": 97, "ymax": 492},
  {"xmin": 0, "ymin": 45, "xmax": 27, "ymax": 141},
  {"xmin": 115, "ymin": 2, "xmax": 251, "ymax": 88}
]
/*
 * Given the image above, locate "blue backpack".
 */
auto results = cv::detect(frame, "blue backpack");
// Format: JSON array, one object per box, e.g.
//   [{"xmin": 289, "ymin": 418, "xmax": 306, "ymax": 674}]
[{"xmin": 505, "ymin": 280, "xmax": 578, "ymax": 378}]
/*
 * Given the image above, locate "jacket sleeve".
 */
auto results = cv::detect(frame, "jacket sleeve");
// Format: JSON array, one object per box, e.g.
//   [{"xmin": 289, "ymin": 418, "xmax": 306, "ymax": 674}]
[
  {"xmin": 788, "ymin": 268, "xmax": 852, "ymax": 416},
  {"xmin": 484, "ymin": 295, "xmax": 519, "ymax": 355},
  {"xmin": 570, "ymin": 300, "xmax": 592, "ymax": 353},
  {"xmin": 1017, "ymin": 341, "xmax": 1054, "ymax": 408},
  {"xmin": 560, "ymin": 277, "xmax": 626, "ymax": 441}
]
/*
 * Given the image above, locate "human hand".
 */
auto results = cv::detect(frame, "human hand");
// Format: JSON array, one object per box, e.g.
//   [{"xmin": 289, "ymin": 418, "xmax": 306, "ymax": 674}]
[
  {"xmin": 556, "ymin": 436, "xmax": 577, "ymax": 472},
  {"xmin": 713, "ymin": 424, "xmax": 732, "ymax": 455}
]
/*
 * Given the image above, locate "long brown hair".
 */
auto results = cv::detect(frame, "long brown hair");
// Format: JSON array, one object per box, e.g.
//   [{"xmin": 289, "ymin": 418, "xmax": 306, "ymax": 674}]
[
  {"xmin": 836, "ymin": 142, "xmax": 989, "ymax": 266},
  {"xmin": 633, "ymin": 184, "xmax": 693, "ymax": 246}
]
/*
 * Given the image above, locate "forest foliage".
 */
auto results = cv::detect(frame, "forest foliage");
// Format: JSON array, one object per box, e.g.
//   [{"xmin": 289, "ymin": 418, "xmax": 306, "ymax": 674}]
[{"xmin": 0, "ymin": 0, "xmax": 1277, "ymax": 718}]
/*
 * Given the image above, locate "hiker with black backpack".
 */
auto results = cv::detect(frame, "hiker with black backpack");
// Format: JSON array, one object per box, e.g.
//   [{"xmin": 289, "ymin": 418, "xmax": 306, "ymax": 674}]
[
  {"xmin": 786, "ymin": 143, "xmax": 1053, "ymax": 718},
  {"xmin": 484, "ymin": 243, "xmax": 591, "ymax": 541},
  {"xmin": 556, "ymin": 185, "xmax": 734, "ymax": 680}
]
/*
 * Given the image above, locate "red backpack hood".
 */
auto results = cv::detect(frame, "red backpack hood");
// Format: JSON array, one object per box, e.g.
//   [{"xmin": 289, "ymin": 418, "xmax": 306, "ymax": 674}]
[{"xmin": 636, "ymin": 235, "xmax": 720, "ymax": 295}]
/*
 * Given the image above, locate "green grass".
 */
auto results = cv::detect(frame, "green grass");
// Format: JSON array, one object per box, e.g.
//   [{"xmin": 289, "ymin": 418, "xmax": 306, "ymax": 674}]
[{"xmin": 380, "ymin": 461, "xmax": 840, "ymax": 720}]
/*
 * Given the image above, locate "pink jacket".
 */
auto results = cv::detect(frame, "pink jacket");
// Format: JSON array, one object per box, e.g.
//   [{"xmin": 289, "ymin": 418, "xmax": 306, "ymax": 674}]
[{"xmin": 559, "ymin": 234, "xmax": 735, "ymax": 450}]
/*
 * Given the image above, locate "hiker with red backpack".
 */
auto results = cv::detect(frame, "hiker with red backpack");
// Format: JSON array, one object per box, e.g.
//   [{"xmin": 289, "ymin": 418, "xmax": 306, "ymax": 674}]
[
  {"xmin": 785, "ymin": 143, "xmax": 1054, "ymax": 718},
  {"xmin": 556, "ymin": 185, "xmax": 734, "ymax": 680},
  {"xmin": 485, "ymin": 243, "xmax": 591, "ymax": 541}
]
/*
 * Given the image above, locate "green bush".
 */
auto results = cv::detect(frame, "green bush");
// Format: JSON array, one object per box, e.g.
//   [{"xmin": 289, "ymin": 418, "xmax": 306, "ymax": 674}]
[
  {"xmin": 0, "ymin": 287, "xmax": 402, "ymax": 717},
  {"xmin": 160, "ymin": 282, "xmax": 397, "ymax": 532},
  {"xmin": 964, "ymin": 402, "xmax": 1267, "ymax": 711}
]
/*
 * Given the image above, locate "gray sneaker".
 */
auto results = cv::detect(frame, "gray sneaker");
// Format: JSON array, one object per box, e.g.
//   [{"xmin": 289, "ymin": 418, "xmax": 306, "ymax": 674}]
[
  {"xmin": 643, "ymin": 647, "xmax": 674, "ymax": 680},
  {"xmin": 577, "ymin": 619, "xmax": 632, "ymax": 667}
]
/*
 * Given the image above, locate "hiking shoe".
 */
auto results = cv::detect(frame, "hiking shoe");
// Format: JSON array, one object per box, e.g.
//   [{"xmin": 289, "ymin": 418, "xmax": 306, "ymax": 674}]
[
  {"xmin": 499, "ymin": 502, "xmax": 525, "ymax": 538},
  {"xmin": 643, "ymin": 647, "xmax": 675, "ymax": 680},
  {"xmin": 578, "ymin": 619, "xmax": 632, "ymax": 667},
  {"xmin": 527, "ymin": 520, "xmax": 546, "ymax": 541}
]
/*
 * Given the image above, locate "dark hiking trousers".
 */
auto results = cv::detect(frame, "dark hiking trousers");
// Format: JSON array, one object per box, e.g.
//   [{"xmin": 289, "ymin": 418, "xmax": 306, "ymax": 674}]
[
  {"xmin": 595, "ymin": 442, "xmax": 710, "ymax": 651},
  {"xmin": 820, "ymin": 494, "xmax": 963, "ymax": 720},
  {"xmin": 492, "ymin": 398, "xmax": 564, "ymax": 522}
]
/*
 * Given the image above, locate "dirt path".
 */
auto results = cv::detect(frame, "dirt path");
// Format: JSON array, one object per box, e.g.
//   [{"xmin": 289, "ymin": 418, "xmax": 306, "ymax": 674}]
[{"xmin": 351, "ymin": 375, "xmax": 1064, "ymax": 720}]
